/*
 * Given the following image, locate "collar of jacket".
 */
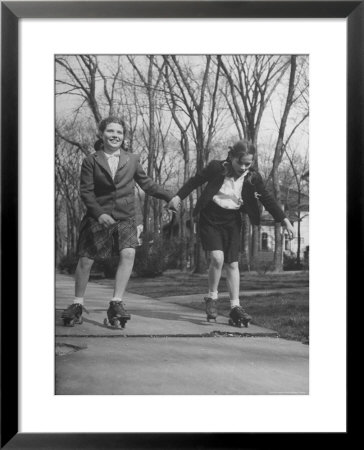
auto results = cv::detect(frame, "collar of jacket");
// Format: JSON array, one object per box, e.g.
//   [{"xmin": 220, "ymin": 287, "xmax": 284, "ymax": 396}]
[
  {"xmin": 103, "ymin": 149, "xmax": 121, "ymax": 159},
  {"xmin": 94, "ymin": 149, "xmax": 130, "ymax": 181}
]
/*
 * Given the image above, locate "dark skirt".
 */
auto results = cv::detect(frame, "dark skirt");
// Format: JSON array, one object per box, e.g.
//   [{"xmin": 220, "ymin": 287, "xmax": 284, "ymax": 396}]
[
  {"xmin": 199, "ymin": 201, "xmax": 242, "ymax": 263},
  {"xmin": 77, "ymin": 215, "xmax": 138, "ymax": 260}
]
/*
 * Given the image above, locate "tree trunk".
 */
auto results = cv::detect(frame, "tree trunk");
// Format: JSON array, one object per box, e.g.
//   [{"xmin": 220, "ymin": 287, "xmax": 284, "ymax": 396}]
[
  {"xmin": 241, "ymin": 213, "xmax": 251, "ymax": 271},
  {"xmin": 273, "ymin": 223, "xmax": 283, "ymax": 272},
  {"xmin": 272, "ymin": 56, "xmax": 297, "ymax": 272},
  {"xmin": 153, "ymin": 197, "xmax": 159, "ymax": 236},
  {"xmin": 143, "ymin": 56, "xmax": 156, "ymax": 237},
  {"xmin": 189, "ymin": 195, "xmax": 195, "ymax": 270},
  {"xmin": 194, "ymin": 223, "xmax": 206, "ymax": 273},
  {"xmin": 179, "ymin": 203, "xmax": 187, "ymax": 271},
  {"xmin": 179, "ymin": 140, "xmax": 190, "ymax": 271},
  {"xmin": 251, "ymin": 225, "xmax": 260, "ymax": 270},
  {"xmin": 296, "ymin": 217, "xmax": 302, "ymax": 267},
  {"xmin": 66, "ymin": 207, "xmax": 73, "ymax": 257},
  {"xmin": 55, "ymin": 201, "xmax": 63, "ymax": 265},
  {"xmin": 193, "ymin": 185, "xmax": 206, "ymax": 273}
]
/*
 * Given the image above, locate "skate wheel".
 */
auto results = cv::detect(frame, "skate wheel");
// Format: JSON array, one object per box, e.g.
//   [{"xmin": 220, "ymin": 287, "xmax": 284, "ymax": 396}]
[
  {"xmin": 120, "ymin": 320, "xmax": 126, "ymax": 329},
  {"xmin": 103, "ymin": 318, "xmax": 108, "ymax": 326},
  {"xmin": 63, "ymin": 319, "xmax": 69, "ymax": 326},
  {"xmin": 237, "ymin": 321, "xmax": 242, "ymax": 328},
  {"xmin": 228, "ymin": 319, "xmax": 234, "ymax": 326},
  {"xmin": 69, "ymin": 319, "xmax": 75, "ymax": 327},
  {"xmin": 78, "ymin": 316, "xmax": 83, "ymax": 325}
]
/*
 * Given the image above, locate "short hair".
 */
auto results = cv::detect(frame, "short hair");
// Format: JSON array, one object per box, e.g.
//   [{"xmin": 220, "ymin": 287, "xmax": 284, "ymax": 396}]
[{"xmin": 98, "ymin": 116, "xmax": 126, "ymax": 135}]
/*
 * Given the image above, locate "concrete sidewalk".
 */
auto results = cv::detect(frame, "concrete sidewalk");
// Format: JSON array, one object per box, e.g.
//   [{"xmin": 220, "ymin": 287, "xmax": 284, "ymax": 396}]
[{"xmin": 55, "ymin": 274, "xmax": 309, "ymax": 395}]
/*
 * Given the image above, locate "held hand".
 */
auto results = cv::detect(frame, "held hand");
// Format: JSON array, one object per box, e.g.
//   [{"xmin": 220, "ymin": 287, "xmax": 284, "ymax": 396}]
[
  {"xmin": 167, "ymin": 196, "xmax": 181, "ymax": 212},
  {"xmin": 283, "ymin": 218, "xmax": 296, "ymax": 240},
  {"xmin": 98, "ymin": 214, "xmax": 116, "ymax": 228}
]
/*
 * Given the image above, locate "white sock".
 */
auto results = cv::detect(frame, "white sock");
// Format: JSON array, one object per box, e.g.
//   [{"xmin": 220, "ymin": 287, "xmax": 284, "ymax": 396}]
[
  {"xmin": 73, "ymin": 297, "xmax": 84, "ymax": 305},
  {"xmin": 111, "ymin": 297, "xmax": 122, "ymax": 302},
  {"xmin": 230, "ymin": 299, "xmax": 240, "ymax": 309},
  {"xmin": 208, "ymin": 291, "xmax": 218, "ymax": 300}
]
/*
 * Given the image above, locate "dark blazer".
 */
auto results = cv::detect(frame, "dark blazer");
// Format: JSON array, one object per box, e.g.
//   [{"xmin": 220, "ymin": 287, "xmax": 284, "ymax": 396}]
[
  {"xmin": 177, "ymin": 160, "xmax": 286, "ymax": 226},
  {"xmin": 80, "ymin": 150, "xmax": 172, "ymax": 220}
]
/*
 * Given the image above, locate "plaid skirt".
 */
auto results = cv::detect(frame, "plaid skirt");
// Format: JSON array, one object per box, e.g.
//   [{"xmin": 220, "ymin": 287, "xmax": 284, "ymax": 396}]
[{"xmin": 77, "ymin": 216, "xmax": 138, "ymax": 260}]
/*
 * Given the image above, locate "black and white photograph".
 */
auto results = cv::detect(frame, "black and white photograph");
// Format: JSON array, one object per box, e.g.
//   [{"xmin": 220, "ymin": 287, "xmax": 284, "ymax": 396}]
[
  {"xmin": 1, "ymin": 0, "xmax": 354, "ymax": 443},
  {"xmin": 55, "ymin": 54, "xmax": 309, "ymax": 395}
]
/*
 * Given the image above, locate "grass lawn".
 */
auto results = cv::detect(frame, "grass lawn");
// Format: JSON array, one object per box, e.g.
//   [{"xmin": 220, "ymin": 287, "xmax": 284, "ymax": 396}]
[
  {"xmin": 92, "ymin": 269, "xmax": 309, "ymax": 297},
  {"xmin": 92, "ymin": 270, "xmax": 309, "ymax": 342},
  {"xmin": 186, "ymin": 292, "xmax": 309, "ymax": 343}
]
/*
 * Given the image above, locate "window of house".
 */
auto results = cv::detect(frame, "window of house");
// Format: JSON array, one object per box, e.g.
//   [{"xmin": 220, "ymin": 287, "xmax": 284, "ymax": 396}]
[
  {"xmin": 285, "ymin": 234, "xmax": 289, "ymax": 250},
  {"xmin": 262, "ymin": 232, "xmax": 268, "ymax": 251}
]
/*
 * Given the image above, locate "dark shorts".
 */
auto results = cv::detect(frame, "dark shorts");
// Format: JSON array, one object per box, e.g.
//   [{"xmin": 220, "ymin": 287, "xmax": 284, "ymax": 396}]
[
  {"xmin": 199, "ymin": 202, "xmax": 242, "ymax": 263},
  {"xmin": 77, "ymin": 216, "xmax": 138, "ymax": 260}
]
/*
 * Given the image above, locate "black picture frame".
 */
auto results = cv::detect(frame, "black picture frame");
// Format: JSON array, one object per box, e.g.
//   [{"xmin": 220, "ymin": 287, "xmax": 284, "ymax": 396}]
[{"xmin": 1, "ymin": 1, "xmax": 357, "ymax": 447}]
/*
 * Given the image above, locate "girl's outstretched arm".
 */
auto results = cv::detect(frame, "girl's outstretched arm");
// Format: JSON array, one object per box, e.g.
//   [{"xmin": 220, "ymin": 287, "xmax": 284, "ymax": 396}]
[
  {"xmin": 253, "ymin": 172, "xmax": 287, "ymax": 223},
  {"xmin": 177, "ymin": 160, "xmax": 220, "ymax": 200},
  {"xmin": 134, "ymin": 159, "xmax": 172, "ymax": 202},
  {"xmin": 282, "ymin": 218, "xmax": 296, "ymax": 239},
  {"xmin": 254, "ymin": 172, "xmax": 296, "ymax": 239}
]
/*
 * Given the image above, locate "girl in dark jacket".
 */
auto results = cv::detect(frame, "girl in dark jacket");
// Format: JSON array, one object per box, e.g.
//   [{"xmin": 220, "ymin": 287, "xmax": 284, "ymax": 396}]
[
  {"xmin": 61, "ymin": 116, "xmax": 173, "ymax": 328},
  {"xmin": 168, "ymin": 140, "xmax": 295, "ymax": 327}
]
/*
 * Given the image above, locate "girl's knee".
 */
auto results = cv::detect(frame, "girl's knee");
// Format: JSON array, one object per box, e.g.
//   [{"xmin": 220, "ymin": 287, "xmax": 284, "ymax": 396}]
[
  {"xmin": 209, "ymin": 251, "xmax": 224, "ymax": 268},
  {"xmin": 78, "ymin": 257, "xmax": 94, "ymax": 271},
  {"xmin": 120, "ymin": 248, "xmax": 136, "ymax": 262},
  {"xmin": 224, "ymin": 261, "xmax": 239, "ymax": 271}
]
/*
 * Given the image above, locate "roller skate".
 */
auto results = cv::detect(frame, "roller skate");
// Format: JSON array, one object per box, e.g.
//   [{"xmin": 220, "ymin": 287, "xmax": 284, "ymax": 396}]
[
  {"xmin": 104, "ymin": 300, "xmax": 131, "ymax": 329},
  {"xmin": 204, "ymin": 297, "xmax": 218, "ymax": 322},
  {"xmin": 228, "ymin": 305, "xmax": 252, "ymax": 328},
  {"xmin": 61, "ymin": 303, "xmax": 88, "ymax": 327}
]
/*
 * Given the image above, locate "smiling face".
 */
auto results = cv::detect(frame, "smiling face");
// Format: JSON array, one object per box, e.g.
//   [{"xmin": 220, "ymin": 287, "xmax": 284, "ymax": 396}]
[
  {"xmin": 101, "ymin": 122, "xmax": 124, "ymax": 153},
  {"xmin": 230, "ymin": 154, "xmax": 254, "ymax": 177}
]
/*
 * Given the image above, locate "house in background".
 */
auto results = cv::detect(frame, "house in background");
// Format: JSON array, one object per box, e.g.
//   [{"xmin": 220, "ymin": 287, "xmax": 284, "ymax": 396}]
[
  {"xmin": 258, "ymin": 185, "xmax": 309, "ymax": 262},
  {"xmin": 161, "ymin": 183, "xmax": 309, "ymax": 269}
]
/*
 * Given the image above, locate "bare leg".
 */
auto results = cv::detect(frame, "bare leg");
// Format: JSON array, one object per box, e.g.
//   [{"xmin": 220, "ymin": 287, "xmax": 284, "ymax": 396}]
[
  {"xmin": 75, "ymin": 257, "xmax": 94, "ymax": 298},
  {"xmin": 224, "ymin": 261, "xmax": 240, "ymax": 303},
  {"xmin": 113, "ymin": 248, "xmax": 136, "ymax": 299},
  {"xmin": 208, "ymin": 250, "xmax": 224, "ymax": 293}
]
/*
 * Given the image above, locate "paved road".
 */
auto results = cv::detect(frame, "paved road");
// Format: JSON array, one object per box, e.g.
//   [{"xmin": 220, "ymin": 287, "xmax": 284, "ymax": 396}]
[{"xmin": 55, "ymin": 274, "xmax": 309, "ymax": 395}]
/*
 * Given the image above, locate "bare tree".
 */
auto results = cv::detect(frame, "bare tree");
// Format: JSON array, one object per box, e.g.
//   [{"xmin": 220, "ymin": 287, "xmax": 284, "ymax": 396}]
[
  {"xmin": 283, "ymin": 146, "xmax": 309, "ymax": 266},
  {"xmin": 127, "ymin": 55, "xmax": 166, "ymax": 236},
  {"xmin": 55, "ymin": 54, "xmax": 309, "ymax": 274},
  {"xmin": 56, "ymin": 55, "xmax": 102, "ymax": 124},
  {"xmin": 163, "ymin": 64, "xmax": 193, "ymax": 270},
  {"xmin": 269, "ymin": 55, "xmax": 309, "ymax": 271},
  {"xmin": 218, "ymin": 55, "xmax": 291, "ymax": 270},
  {"xmin": 163, "ymin": 55, "xmax": 222, "ymax": 272},
  {"xmin": 55, "ymin": 135, "xmax": 85, "ymax": 259},
  {"xmin": 271, "ymin": 56, "xmax": 298, "ymax": 271},
  {"xmin": 218, "ymin": 55, "xmax": 290, "ymax": 147}
]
